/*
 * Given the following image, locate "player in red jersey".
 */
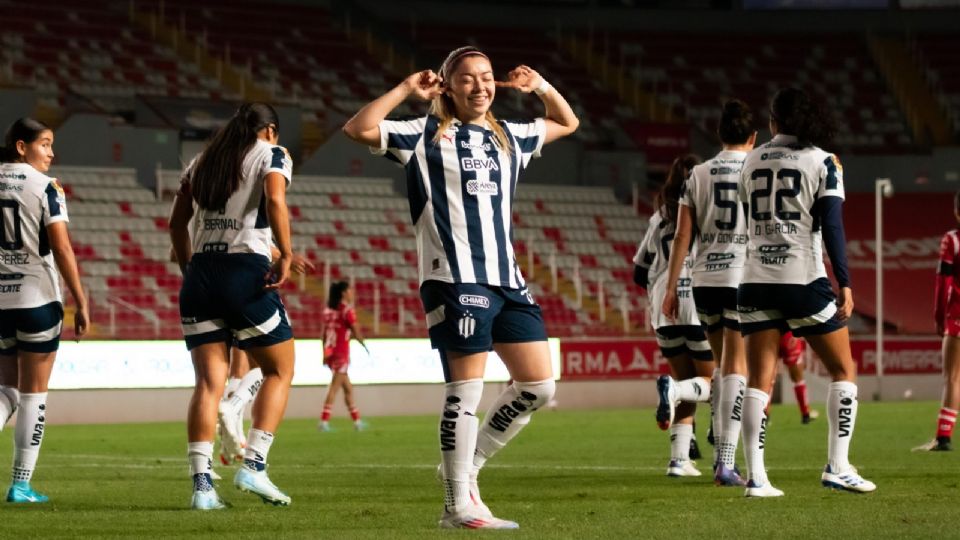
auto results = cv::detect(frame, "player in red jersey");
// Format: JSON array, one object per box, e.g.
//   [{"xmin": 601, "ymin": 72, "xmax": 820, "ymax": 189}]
[
  {"xmin": 770, "ymin": 332, "xmax": 818, "ymax": 424},
  {"xmin": 915, "ymin": 191, "xmax": 960, "ymax": 451},
  {"xmin": 319, "ymin": 281, "xmax": 368, "ymax": 431}
]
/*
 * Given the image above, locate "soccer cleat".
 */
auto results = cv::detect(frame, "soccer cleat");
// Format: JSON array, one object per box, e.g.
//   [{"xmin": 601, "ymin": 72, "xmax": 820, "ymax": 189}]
[
  {"xmin": 354, "ymin": 420, "xmax": 368, "ymax": 431},
  {"xmin": 317, "ymin": 421, "xmax": 333, "ymax": 432},
  {"xmin": 714, "ymin": 463, "xmax": 747, "ymax": 487},
  {"xmin": 745, "ymin": 480, "xmax": 784, "ymax": 497},
  {"xmin": 821, "ymin": 465, "xmax": 876, "ymax": 493},
  {"xmin": 655, "ymin": 375, "xmax": 676, "ymax": 430},
  {"xmin": 912, "ymin": 437, "xmax": 952, "ymax": 452},
  {"xmin": 218, "ymin": 403, "xmax": 245, "ymax": 459},
  {"xmin": 190, "ymin": 489, "xmax": 228, "ymax": 510},
  {"xmin": 439, "ymin": 504, "xmax": 519, "ymax": 529},
  {"xmin": 802, "ymin": 409, "xmax": 820, "ymax": 424},
  {"xmin": 234, "ymin": 466, "xmax": 291, "ymax": 506},
  {"xmin": 6, "ymin": 481, "xmax": 48, "ymax": 503},
  {"xmin": 666, "ymin": 459, "xmax": 702, "ymax": 477}
]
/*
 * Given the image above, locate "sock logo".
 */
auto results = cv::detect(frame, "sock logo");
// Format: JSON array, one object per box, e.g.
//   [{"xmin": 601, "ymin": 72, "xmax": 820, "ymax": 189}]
[
  {"xmin": 248, "ymin": 379, "xmax": 263, "ymax": 397},
  {"xmin": 692, "ymin": 382, "xmax": 702, "ymax": 397},
  {"xmin": 30, "ymin": 423, "xmax": 43, "ymax": 446},
  {"xmin": 731, "ymin": 394, "xmax": 743, "ymax": 422},
  {"xmin": 838, "ymin": 407, "xmax": 852, "ymax": 437},
  {"xmin": 440, "ymin": 395, "xmax": 462, "ymax": 451},
  {"xmin": 758, "ymin": 416, "xmax": 767, "ymax": 450},
  {"xmin": 488, "ymin": 391, "xmax": 537, "ymax": 433},
  {"xmin": 443, "ymin": 395, "xmax": 461, "ymax": 419}
]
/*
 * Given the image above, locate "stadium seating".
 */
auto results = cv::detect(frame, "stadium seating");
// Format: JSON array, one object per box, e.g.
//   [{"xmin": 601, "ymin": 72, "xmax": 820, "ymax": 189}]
[
  {"xmin": 597, "ymin": 32, "xmax": 915, "ymax": 153},
  {"xmin": 912, "ymin": 34, "xmax": 960, "ymax": 137},
  {"xmin": 0, "ymin": 0, "xmax": 234, "ymax": 115}
]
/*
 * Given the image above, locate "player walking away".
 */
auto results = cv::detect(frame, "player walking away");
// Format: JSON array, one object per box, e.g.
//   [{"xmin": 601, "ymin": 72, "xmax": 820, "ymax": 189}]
[
  {"xmin": 170, "ymin": 103, "xmax": 298, "ymax": 509},
  {"xmin": 914, "ymin": 191, "xmax": 960, "ymax": 452},
  {"xmin": 773, "ymin": 331, "xmax": 818, "ymax": 424},
  {"xmin": 661, "ymin": 100, "xmax": 755, "ymax": 486},
  {"xmin": 319, "ymin": 281, "xmax": 369, "ymax": 432},
  {"xmin": 737, "ymin": 88, "xmax": 876, "ymax": 497},
  {"xmin": 343, "ymin": 46, "xmax": 578, "ymax": 529},
  {"xmin": 634, "ymin": 154, "xmax": 714, "ymax": 478},
  {"xmin": 0, "ymin": 118, "xmax": 89, "ymax": 503}
]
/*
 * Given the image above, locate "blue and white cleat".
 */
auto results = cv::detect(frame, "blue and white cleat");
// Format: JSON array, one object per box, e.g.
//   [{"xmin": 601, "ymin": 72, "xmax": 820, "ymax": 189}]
[
  {"xmin": 714, "ymin": 463, "xmax": 747, "ymax": 486},
  {"xmin": 190, "ymin": 489, "xmax": 228, "ymax": 510},
  {"xmin": 655, "ymin": 375, "xmax": 677, "ymax": 430},
  {"xmin": 745, "ymin": 479, "xmax": 784, "ymax": 497},
  {"xmin": 6, "ymin": 481, "xmax": 48, "ymax": 503},
  {"xmin": 234, "ymin": 467, "xmax": 291, "ymax": 506},
  {"xmin": 821, "ymin": 465, "xmax": 876, "ymax": 493}
]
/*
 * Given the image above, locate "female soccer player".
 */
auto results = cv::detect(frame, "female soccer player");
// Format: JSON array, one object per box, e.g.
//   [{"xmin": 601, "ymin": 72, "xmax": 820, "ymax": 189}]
[
  {"xmin": 0, "ymin": 118, "xmax": 89, "ymax": 503},
  {"xmin": 634, "ymin": 154, "xmax": 714, "ymax": 478},
  {"xmin": 342, "ymin": 46, "xmax": 578, "ymax": 529},
  {"xmin": 914, "ymin": 191, "xmax": 960, "ymax": 451},
  {"xmin": 736, "ymin": 88, "xmax": 875, "ymax": 496},
  {"xmin": 662, "ymin": 100, "xmax": 756, "ymax": 486},
  {"xmin": 169, "ymin": 102, "xmax": 297, "ymax": 509},
  {"xmin": 318, "ymin": 281, "xmax": 368, "ymax": 432}
]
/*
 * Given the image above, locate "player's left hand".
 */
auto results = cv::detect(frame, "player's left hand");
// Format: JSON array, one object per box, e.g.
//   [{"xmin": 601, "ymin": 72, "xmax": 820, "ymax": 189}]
[
  {"xmin": 835, "ymin": 286, "xmax": 854, "ymax": 322},
  {"xmin": 265, "ymin": 253, "xmax": 292, "ymax": 290},
  {"xmin": 291, "ymin": 254, "xmax": 315, "ymax": 275},
  {"xmin": 496, "ymin": 65, "xmax": 543, "ymax": 93}
]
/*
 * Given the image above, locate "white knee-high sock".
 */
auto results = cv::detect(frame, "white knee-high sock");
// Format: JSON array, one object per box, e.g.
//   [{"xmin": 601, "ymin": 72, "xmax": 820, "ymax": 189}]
[
  {"xmin": 473, "ymin": 379, "xmax": 555, "ymax": 474},
  {"xmin": 675, "ymin": 377, "xmax": 710, "ymax": 403},
  {"xmin": 224, "ymin": 377, "xmax": 242, "ymax": 399},
  {"xmin": 827, "ymin": 381, "xmax": 858, "ymax": 472},
  {"xmin": 0, "ymin": 385, "xmax": 19, "ymax": 430},
  {"xmin": 742, "ymin": 388, "xmax": 769, "ymax": 486},
  {"xmin": 440, "ymin": 379, "xmax": 483, "ymax": 513},
  {"xmin": 670, "ymin": 423, "xmax": 694, "ymax": 462},
  {"xmin": 187, "ymin": 441, "xmax": 215, "ymax": 491},
  {"xmin": 243, "ymin": 428, "xmax": 274, "ymax": 471},
  {"xmin": 12, "ymin": 393, "xmax": 47, "ymax": 484},
  {"xmin": 223, "ymin": 368, "xmax": 263, "ymax": 411},
  {"xmin": 718, "ymin": 374, "xmax": 746, "ymax": 467},
  {"xmin": 710, "ymin": 368, "xmax": 721, "ymax": 464}
]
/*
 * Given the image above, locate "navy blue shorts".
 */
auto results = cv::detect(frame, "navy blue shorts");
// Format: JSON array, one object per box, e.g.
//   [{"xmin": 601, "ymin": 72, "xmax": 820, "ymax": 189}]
[
  {"xmin": 737, "ymin": 277, "xmax": 844, "ymax": 337},
  {"xmin": 692, "ymin": 286, "xmax": 740, "ymax": 332},
  {"xmin": 655, "ymin": 324, "xmax": 713, "ymax": 360},
  {"xmin": 179, "ymin": 253, "xmax": 293, "ymax": 351},
  {"xmin": 0, "ymin": 302, "xmax": 63, "ymax": 354},
  {"xmin": 420, "ymin": 281, "xmax": 547, "ymax": 354}
]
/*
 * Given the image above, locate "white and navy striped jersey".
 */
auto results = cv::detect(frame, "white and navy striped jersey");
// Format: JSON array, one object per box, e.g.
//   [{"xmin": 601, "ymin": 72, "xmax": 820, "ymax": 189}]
[
  {"xmin": 633, "ymin": 210, "xmax": 699, "ymax": 329},
  {"xmin": 0, "ymin": 162, "xmax": 69, "ymax": 309},
  {"xmin": 739, "ymin": 134, "xmax": 844, "ymax": 285},
  {"xmin": 680, "ymin": 150, "xmax": 748, "ymax": 288},
  {"xmin": 373, "ymin": 115, "xmax": 545, "ymax": 288},
  {"xmin": 182, "ymin": 139, "xmax": 292, "ymax": 260}
]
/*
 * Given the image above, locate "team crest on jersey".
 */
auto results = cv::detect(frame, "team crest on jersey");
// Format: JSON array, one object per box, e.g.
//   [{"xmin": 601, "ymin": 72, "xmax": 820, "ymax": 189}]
[
  {"xmin": 466, "ymin": 179, "xmax": 499, "ymax": 196},
  {"xmin": 458, "ymin": 313, "xmax": 477, "ymax": 338}
]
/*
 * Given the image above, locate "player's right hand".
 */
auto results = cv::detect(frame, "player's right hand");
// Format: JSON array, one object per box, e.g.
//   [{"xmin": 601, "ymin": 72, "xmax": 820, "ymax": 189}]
[
  {"xmin": 403, "ymin": 70, "xmax": 443, "ymax": 101},
  {"xmin": 74, "ymin": 304, "xmax": 89, "ymax": 339},
  {"xmin": 835, "ymin": 286, "xmax": 854, "ymax": 322},
  {"xmin": 662, "ymin": 291, "xmax": 678, "ymax": 322},
  {"xmin": 265, "ymin": 254, "xmax": 292, "ymax": 291}
]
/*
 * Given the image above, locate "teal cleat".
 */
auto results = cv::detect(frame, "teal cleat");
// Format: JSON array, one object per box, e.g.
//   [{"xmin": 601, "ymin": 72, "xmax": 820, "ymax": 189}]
[
  {"xmin": 6, "ymin": 481, "xmax": 48, "ymax": 503},
  {"xmin": 190, "ymin": 488, "xmax": 228, "ymax": 510},
  {"xmin": 234, "ymin": 467, "xmax": 291, "ymax": 506}
]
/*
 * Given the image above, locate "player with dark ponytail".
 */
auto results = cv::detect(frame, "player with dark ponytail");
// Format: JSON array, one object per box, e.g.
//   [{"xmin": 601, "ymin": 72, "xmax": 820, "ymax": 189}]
[
  {"xmin": 169, "ymin": 102, "xmax": 298, "ymax": 509},
  {"xmin": 662, "ymin": 99, "xmax": 756, "ymax": 486}
]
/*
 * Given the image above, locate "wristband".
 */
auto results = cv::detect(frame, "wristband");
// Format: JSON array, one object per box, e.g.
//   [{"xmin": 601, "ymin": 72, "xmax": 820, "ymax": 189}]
[{"xmin": 534, "ymin": 78, "xmax": 552, "ymax": 96}]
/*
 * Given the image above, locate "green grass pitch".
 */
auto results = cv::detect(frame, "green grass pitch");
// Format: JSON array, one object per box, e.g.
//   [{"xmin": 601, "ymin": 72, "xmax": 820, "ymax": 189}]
[{"xmin": 0, "ymin": 399, "xmax": 955, "ymax": 538}]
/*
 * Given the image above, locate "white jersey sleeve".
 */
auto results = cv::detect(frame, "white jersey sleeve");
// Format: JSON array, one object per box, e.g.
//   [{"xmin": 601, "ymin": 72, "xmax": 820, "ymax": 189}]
[
  {"xmin": 502, "ymin": 118, "xmax": 546, "ymax": 170},
  {"xmin": 373, "ymin": 116, "xmax": 428, "ymax": 166},
  {"xmin": 42, "ymin": 178, "xmax": 69, "ymax": 226},
  {"xmin": 818, "ymin": 153, "xmax": 845, "ymax": 201}
]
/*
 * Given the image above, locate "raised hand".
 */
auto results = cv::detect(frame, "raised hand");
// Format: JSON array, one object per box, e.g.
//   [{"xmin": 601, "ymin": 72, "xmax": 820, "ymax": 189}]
[
  {"xmin": 403, "ymin": 69, "xmax": 444, "ymax": 101},
  {"xmin": 496, "ymin": 65, "xmax": 543, "ymax": 93}
]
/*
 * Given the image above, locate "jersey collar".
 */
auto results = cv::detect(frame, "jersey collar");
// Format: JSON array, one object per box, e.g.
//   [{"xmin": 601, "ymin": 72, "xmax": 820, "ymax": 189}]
[{"xmin": 771, "ymin": 134, "xmax": 799, "ymax": 145}]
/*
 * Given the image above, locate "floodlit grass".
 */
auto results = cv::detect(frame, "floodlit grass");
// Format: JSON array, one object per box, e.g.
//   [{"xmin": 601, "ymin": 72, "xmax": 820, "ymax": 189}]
[{"xmin": 0, "ymin": 400, "xmax": 954, "ymax": 538}]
